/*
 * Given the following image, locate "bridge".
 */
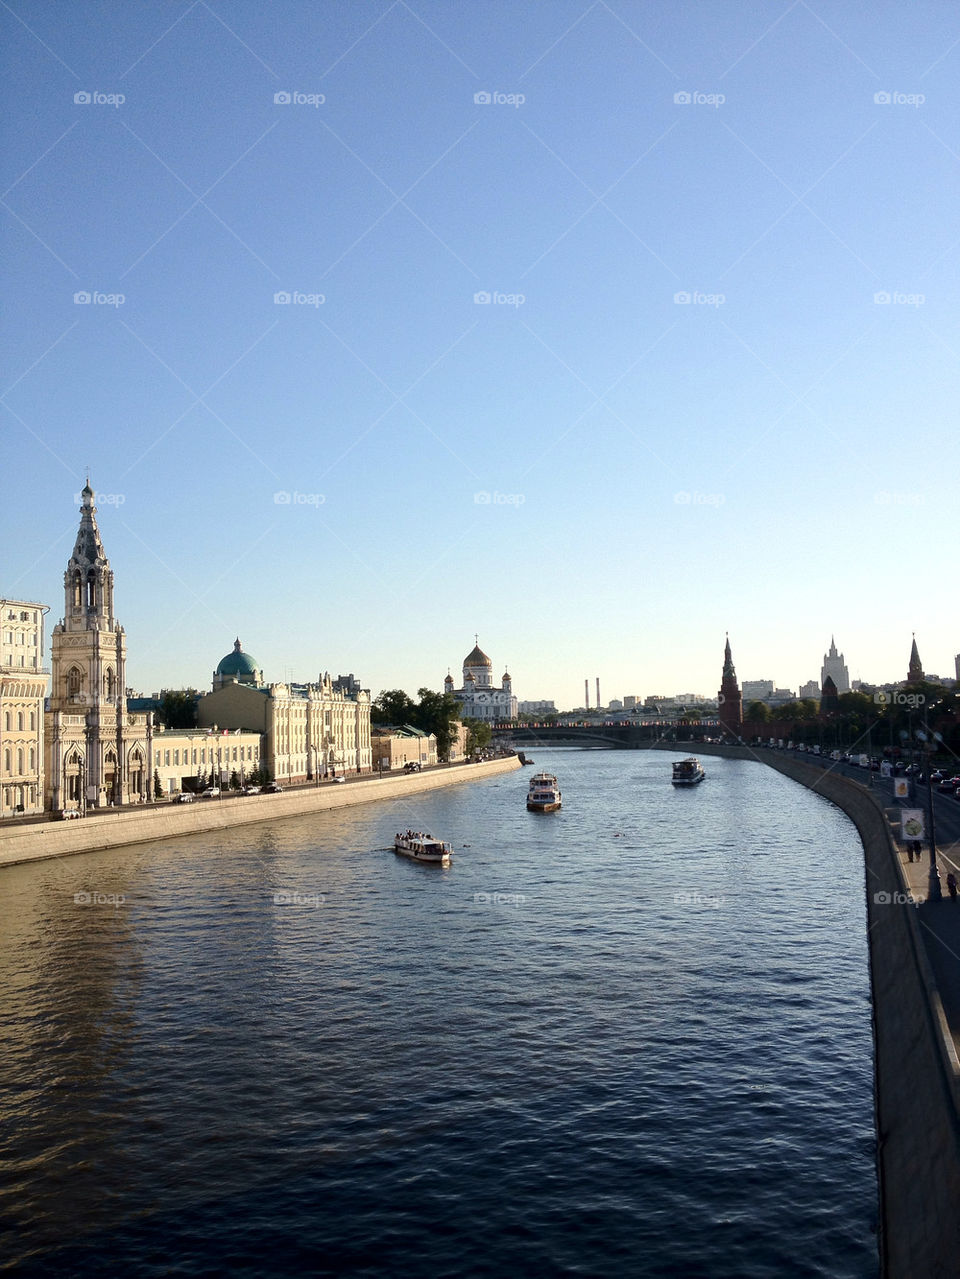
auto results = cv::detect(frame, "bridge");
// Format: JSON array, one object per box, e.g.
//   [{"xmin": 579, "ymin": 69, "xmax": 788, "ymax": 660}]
[{"xmin": 491, "ymin": 721, "xmax": 721, "ymax": 748}]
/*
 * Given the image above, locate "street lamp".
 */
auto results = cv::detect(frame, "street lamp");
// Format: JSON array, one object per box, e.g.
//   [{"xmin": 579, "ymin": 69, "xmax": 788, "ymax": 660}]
[{"xmin": 916, "ymin": 729, "xmax": 942, "ymax": 902}]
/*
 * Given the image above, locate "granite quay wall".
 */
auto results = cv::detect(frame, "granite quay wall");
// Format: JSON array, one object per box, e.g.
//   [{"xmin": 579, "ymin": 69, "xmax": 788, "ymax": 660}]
[
  {"xmin": 652, "ymin": 741, "xmax": 960, "ymax": 1277},
  {"xmin": 0, "ymin": 757, "xmax": 521, "ymax": 869}
]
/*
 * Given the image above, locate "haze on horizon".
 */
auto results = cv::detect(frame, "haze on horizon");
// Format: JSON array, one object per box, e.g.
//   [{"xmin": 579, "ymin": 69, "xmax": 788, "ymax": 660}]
[{"xmin": 2, "ymin": 2, "xmax": 957, "ymax": 709}]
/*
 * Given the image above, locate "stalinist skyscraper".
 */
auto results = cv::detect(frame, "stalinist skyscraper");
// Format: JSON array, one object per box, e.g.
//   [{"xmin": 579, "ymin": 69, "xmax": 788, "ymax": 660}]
[
  {"xmin": 820, "ymin": 637, "xmax": 850, "ymax": 694},
  {"xmin": 45, "ymin": 483, "xmax": 150, "ymax": 811}
]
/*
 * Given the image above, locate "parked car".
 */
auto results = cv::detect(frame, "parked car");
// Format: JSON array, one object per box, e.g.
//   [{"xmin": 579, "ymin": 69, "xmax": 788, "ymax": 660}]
[
  {"xmin": 403, "ymin": 761, "xmax": 422, "ymax": 773},
  {"xmin": 174, "ymin": 792, "xmax": 195, "ymax": 804},
  {"xmin": 201, "ymin": 787, "xmax": 221, "ymax": 798},
  {"xmin": 263, "ymin": 783, "xmax": 283, "ymax": 794},
  {"xmin": 938, "ymin": 776, "xmax": 960, "ymax": 793},
  {"xmin": 241, "ymin": 785, "xmax": 261, "ymax": 796},
  {"xmin": 58, "ymin": 808, "xmax": 81, "ymax": 820}
]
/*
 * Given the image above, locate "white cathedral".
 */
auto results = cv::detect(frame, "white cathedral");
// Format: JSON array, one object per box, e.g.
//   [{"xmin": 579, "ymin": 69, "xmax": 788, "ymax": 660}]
[{"xmin": 444, "ymin": 640, "xmax": 518, "ymax": 722}]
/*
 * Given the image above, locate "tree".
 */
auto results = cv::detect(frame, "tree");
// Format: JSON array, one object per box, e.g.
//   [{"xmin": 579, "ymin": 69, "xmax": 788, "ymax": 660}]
[
  {"xmin": 463, "ymin": 718, "xmax": 492, "ymax": 756},
  {"xmin": 745, "ymin": 701, "xmax": 770, "ymax": 723},
  {"xmin": 229, "ymin": 770, "xmax": 241, "ymax": 791},
  {"xmin": 153, "ymin": 769, "xmax": 163, "ymax": 800},
  {"xmin": 158, "ymin": 689, "xmax": 199, "ymax": 729},
  {"xmin": 415, "ymin": 688, "xmax": 462, "ymax": 762},
  {"xmin": 371, "ymin": 690, "xmax": 418, "ymax": 725}
]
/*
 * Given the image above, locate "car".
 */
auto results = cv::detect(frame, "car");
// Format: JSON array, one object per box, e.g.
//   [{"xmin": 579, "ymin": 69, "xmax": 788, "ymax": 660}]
[
  {"xmin": 174, "ymin": 792, "xmax": 195, "ymax": 803},
  {"xmin": 870, "ymin": 760, "xmax": 881, "ymax": 771},
  {"xmin": 938, "ymin": 776, "xmax": 960, "ymax": 793},
  {"xmin": 332, "ymin": 776, "xmax": 345, "ymax": 783},
  {"xmin": 58, "ymin": 808, "xmax": 81, "ymax": 820},
  {"xmin": 904, "ymin": 764, "xmax": 920, "ymax": 776},
  {"xmin": 263, "ymin": 783, "xmax": 283, "ymax": 794},
  {"xmin": 201, "ymin": 787, "xmax": 221, "ymax": 798},
  {"xmin": 241, "ymin": 785, "xmax": 261, "ymax": 796},
  {"xmin": 403, "ymin": 761, "xmax": 422, "ymax": 773}
]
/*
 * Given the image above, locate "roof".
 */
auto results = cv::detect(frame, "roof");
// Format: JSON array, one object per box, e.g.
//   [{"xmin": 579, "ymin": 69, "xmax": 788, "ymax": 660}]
[
  {"xmin": 216, "ymin": 638, "xmax": 260, "ymax": 677},
  {"xmin": 464, "ymin": 644, "xmax": 492, "ymax": 667}
]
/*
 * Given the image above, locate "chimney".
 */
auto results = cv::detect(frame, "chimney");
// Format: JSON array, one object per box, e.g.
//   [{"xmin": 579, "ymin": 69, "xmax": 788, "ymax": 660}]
[
  {"xmin": 596, "ymin": 677, "xmax": 600, "ymax": 709},
  {"xmin": 585, "ymin": 678, "xmax": 589, "ymax": 710}
]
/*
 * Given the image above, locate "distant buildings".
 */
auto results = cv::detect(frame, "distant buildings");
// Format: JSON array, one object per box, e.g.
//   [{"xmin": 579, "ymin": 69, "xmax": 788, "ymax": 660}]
[
  {"xmin": 742, "ymin": 679, "xmax": 774, "ymax": 702},
  {"xmin": 821, "ymin": 637, "xmax": 850, "ymax": 694},
  {"xmin": 799, "ymin": 680, "xmax": 820, "ymax": 701},
  {"xmin": 518, "ymin": 700, "xmax": 556, "ymax": 715},
  {"xmin": 443, "ymin": 640, "xmax": 518, "ymax": 721}
]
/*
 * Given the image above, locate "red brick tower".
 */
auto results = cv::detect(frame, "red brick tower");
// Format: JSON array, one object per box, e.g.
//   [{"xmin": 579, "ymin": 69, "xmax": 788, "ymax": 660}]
[
  {"xmin": 907, "ymin": 635, "xmax": 924, "ymax": 684},
  {"xmin": 718, "ymin": 634, "xmax": 742, "ymax": 737}
]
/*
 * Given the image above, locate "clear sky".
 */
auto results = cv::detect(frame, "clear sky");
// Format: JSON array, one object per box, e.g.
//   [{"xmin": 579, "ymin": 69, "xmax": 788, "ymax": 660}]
[{"xmin": 2, "ymin": 1, "xmax": 958, "ymax": 707}]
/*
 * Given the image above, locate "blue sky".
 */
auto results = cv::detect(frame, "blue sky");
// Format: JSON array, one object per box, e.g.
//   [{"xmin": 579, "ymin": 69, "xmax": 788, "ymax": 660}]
[{"xmin": 2, "ymin": 1, "xmax": 958, "ymax": 706}]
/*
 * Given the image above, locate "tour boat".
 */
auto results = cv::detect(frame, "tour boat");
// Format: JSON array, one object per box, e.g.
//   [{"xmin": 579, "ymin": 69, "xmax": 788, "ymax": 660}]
[
  {"xmin": 672, "ymin": 758, "xmax": 705, "ymax": 786},
  {"xmin": 527, "ymin": 771, "xmax": 562, "ymax": 812},
  {"xmin": 394, "ymin": 832, "xmax": 453, "ymax": 865}
]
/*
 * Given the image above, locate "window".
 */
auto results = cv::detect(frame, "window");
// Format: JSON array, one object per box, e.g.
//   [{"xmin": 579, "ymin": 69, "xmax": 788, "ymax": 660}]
[
  {"xmin": 164, "ymin": 751, "xmax": 170, "ymax": 766},
  {"xmin": 3, "ymin": 713, "xmax": 8, "ymax": 731},
  {"xmin": 30, "ymin": 713, "xmax": 35, "ymax": 730},
  {"xmin": 17, "ymin": 713, "xmax": 23, "ymax": 731},
  {"xmin": 3, "ymin": 750, "xmax": 9, "ymax": 773},
  {"xmin": 174, "ymin": 750, "xmax": 180, "ymax": 765}
]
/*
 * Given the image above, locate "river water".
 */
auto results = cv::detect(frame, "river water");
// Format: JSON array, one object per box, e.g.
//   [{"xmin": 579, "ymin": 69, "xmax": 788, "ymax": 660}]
[{"xmin": 0, "ymin": 750, "xmax": 878, "ymax": 1276}]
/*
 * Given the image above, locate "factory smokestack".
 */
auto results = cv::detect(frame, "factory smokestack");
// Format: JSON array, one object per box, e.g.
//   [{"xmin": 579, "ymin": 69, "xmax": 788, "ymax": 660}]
[
  {"xmin": 585, "ymin": 679, "xmax": 589, "ymax": 710},
  {"xmin": 596, "ymin": 677, "xmax": 600, "ymax": 709}
]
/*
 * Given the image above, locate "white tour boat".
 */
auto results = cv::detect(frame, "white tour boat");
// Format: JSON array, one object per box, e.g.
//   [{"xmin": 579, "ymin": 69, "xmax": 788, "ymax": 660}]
[
  {"xmin": 671, "ymin": 757, "xmax": 705, "ymax": 786},
  {"xmin": 394, "ymin": 831, "xmax": 453, "ymax": 865},
  {"xmin": 527, "ymin": 771, "xmax": 562, "ymax": 812}
]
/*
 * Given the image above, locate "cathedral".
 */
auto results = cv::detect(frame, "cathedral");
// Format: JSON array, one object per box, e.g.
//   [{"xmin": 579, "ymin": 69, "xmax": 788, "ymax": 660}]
[
  {"xmin": 444, "ymin": 640, "xmax": 518, "ymax": 722},
  {"xmin": 45, "ymin": 484, "xmax": 151, "ymax": 810}
]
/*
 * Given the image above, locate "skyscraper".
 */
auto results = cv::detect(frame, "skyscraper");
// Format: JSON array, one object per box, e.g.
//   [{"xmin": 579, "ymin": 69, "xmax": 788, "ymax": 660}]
[{"xmin": 820, "ymin": 637, "xmax": 850, "ymax": 694}]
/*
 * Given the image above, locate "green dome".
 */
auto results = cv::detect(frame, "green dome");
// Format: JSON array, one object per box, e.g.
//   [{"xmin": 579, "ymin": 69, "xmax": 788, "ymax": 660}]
[{"xmin": 216, "ymin": 638, "xmax": 259, "ymax": 677}]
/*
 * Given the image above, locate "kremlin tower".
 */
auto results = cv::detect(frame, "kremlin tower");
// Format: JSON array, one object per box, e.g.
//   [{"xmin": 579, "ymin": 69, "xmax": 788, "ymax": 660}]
[{"xmin": 717, "ymin": 634, "xmax": 742, "ymax": 737}]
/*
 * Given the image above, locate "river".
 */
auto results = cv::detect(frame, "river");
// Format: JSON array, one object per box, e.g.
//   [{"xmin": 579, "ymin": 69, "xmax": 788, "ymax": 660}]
[{"xmin": 0, "ymin": 749, "xmax": 877, "ymax": 1276}]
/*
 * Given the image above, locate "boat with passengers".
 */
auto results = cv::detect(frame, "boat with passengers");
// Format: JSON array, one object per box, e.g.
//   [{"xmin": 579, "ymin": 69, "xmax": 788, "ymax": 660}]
[
  {"xmin": 394, "ymin": 831, "xmax": 453, "ymax": 865},
  {"xmin": 671, "ymin": 757, "xmax": 705, "ymax": 786},
  {"xmin": 527, "ymin": 772, "xmax": 562, "ymax": 812}
]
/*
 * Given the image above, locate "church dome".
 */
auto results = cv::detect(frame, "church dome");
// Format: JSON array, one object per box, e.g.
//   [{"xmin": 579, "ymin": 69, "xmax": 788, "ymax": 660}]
[
  {"xmin": 464, "ymin": 643, "xmax": 492, "ymax": 669},
  {"xmin": 216, "ymin": 638, "xmax": 260, "ymax": 677}
]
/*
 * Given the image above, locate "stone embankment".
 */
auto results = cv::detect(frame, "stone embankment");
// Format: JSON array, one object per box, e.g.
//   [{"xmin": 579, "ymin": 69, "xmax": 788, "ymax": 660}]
[
  {"xmin": 653, "ymin": 741, "xmax": 960, "ymax": 1278},
  {"xmin": 0, "ymin": 756, "xmax": 521, "ymax": 869}
]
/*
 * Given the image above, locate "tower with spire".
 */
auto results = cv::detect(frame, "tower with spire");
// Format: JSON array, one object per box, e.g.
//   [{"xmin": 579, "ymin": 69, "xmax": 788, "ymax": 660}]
[
  {"xmin": 907, "ymin": 635, "xmax": 924, "ymax": 684},
  {"xmin": 45, "ymin": 483, "xmax": 150, "ymax": 811},
  {"xmin": 717, "ymin": 634, "xmax": 743, "ymax": 736},
  {"xmin": 820, "ymin": 636, "xmax": 850, "ymax": 694}
]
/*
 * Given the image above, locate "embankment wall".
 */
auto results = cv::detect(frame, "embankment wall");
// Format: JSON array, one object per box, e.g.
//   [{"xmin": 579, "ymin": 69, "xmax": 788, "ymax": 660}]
[{"xmin": 0, "ymin": 756, "xmax": 521, "ymax": 869}]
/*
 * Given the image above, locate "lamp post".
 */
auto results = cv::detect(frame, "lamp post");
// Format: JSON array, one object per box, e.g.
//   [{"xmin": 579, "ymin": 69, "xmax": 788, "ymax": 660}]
[{"xmin": 916, "ymin": 729, "xmax": 942, "ymax": 901}]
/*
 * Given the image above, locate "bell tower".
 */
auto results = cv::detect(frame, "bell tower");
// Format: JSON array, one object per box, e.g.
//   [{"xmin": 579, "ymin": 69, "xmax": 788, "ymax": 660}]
[
  {"xmin": 47, "ymin": 482, "xmax": 139, "ymax": 809},
  {"xmin": 718, "ymin": 633, "xmax": 743, "ymax": 737}
]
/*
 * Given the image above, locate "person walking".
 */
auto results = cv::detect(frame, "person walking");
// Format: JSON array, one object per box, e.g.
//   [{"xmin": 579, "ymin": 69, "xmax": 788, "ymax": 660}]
[{"xmin": 947, "ymin": 872, "xmax": 958, "ymax": 904}]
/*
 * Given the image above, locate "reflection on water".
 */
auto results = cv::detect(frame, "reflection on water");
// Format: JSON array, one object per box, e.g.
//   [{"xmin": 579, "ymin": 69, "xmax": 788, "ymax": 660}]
[{"xmin": 0, "ymin": 751, "xmax": 877, "ymax": 1276}]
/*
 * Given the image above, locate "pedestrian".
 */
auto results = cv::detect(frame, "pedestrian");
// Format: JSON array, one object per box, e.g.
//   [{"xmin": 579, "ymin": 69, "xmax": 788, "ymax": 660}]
[{"xmin": 947, "ymin": 872, "xmax": 958, "ymax": 904}]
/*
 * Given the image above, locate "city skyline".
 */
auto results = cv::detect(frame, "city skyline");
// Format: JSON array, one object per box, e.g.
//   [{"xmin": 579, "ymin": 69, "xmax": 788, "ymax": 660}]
[{"xmin": 2, "ymin": 3, "xmax": 958, "ymax": 707}]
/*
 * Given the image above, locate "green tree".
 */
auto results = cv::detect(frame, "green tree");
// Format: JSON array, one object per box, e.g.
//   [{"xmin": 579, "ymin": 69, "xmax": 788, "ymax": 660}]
[
  {"xmin": 415, "ymin": 688, "xmax": 462, "ymax": 762},
  {"xmin": 229, "ymin": 770, "xmax": 241, "ymax": 791},
  {"xmin": 153, "ymin": 769, "xmax": 163, "ymax": 800},
  {"xmin": 463, "ymin": 718, "xmax": 492, "ymax": 756},
  {"xmin": 745, "ymin": 701, "xmax": 770, "ymax": 723},
  {"xmin": 371, "ymin": 689, "xmax": 419, "ymax": 725},
  {"xmin": 158, "ymin": 689, "xmax": 199, "ymax": 729}
]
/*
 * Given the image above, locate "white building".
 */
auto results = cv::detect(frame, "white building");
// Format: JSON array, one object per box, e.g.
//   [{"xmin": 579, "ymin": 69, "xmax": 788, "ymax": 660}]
[
  {"xmin": 1, "ymin": 599, "xmax": 48, "ymax": 817},
  {"xmin": 444, "ymin": 640, "xmax": 518, "ymax": 722},
  {"xmin": 742, "ymin": 680, "xmax": 774, "ymax": 702},
  {"xmin": 799, "ymin": 680, "xmax": 820, "ymax": 701},
  {"xmin": 821, "ymin": 637, "xmax": 850, "ymax": 694},
  {"xmin": 518, "ymin": 699, "xmax": 556, "ymax": 714}
]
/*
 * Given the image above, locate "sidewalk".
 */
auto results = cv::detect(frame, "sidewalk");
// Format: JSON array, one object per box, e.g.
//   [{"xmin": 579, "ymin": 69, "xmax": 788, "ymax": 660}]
[{"xmin": 896, "ymin": 826, "xmax": 960, "ymax": 1059}]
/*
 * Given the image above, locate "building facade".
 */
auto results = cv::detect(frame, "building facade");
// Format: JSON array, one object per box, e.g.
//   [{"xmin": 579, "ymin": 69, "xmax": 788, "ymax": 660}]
[
  {"xmin": 1, "ymin": 599, "xmax": 48, "ymax": 816},
  {"xmin": 197, "ymin": 641, "xmax": 372, "ymax": 783},
  {"xmin": 718, "ymin": 635, "xmax": 743, "ymax": 736},
  {"xmin": 799, "ymin": 680, "xmax": 820, "ymax": 701},
  {"xmin": 821, "ymin": 637, "xmax": 850, "ymax": 694},
  {"xmin": 443, "ymin": 640, "xmax": 518, "ymax": 722},
  {"xmin": 371, "ymin": 725, "xmax": 438, "ymax": 772},
  {"xmin": 152, "ymin": 726, "xmax": 263, "ymax": 795},
  {"xmin": 45, "ymin": 485, "xmax": 151, "ymax": 812}
]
